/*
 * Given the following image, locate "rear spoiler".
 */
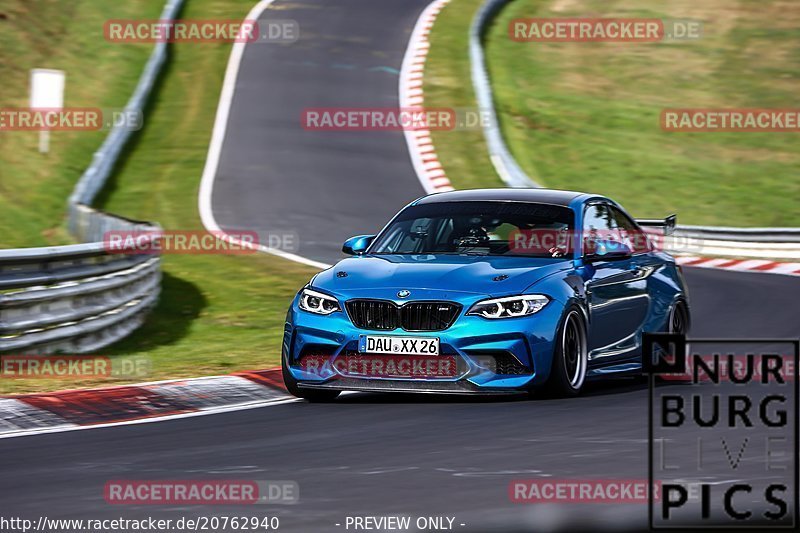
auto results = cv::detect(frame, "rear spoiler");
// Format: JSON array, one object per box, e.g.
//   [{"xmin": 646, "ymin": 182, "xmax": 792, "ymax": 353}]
[{"xmin": 636, "ymin": 214, "xmax": 677, "ymax": 236}]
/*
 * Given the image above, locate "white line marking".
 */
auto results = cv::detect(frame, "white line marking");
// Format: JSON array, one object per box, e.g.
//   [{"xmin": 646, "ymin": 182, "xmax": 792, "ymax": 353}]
[
  {"xmin": 0, "ymin": 397, "xmax": 299, "ymax": 440},
  {"xmin": 197, "ymin": 0, "xmax": 331, "ymax": 270}
]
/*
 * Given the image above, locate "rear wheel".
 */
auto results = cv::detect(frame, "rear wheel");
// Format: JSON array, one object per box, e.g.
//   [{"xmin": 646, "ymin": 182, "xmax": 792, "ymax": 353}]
[
  {"xmin": 282, "ymin": 356, "xmax": 340, "ymax": 402},
  {"xmin": 646, "ymin": 300, "xmax": 690, "ymax": 384},
  {"xmin": 540, "ymin": 308, "xmax": 588, "ymax": 397},
  {"xmin": 668, "ymin": 301, "xmax": 689, "ymax": 335}
]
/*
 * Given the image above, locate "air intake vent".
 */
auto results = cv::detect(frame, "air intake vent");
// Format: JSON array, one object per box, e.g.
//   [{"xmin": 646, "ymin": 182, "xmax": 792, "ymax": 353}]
[{"xmin": 467, "ymin": 351, "xmax": 531, "ymax": 375}]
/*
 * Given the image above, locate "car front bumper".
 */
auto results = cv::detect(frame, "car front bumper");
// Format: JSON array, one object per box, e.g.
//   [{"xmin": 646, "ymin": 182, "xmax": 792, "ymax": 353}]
[{"xmin": 283, "ymin": 293, "xmax": 565, "ymax": 392}]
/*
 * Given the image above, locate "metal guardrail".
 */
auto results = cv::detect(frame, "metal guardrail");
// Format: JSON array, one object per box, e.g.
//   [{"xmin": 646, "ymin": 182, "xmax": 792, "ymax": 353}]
[
  {"xmin": 469, "ymin": 0, "xmax": 539, "ymax": 189},
  {"xmin": 0, "ymin": 244, "xmax": 160, "ymax": 353},
  {"xmin": 69, "ymin": 0, "xmax": 185, "ymax": 220},
  {"xmin": 0, "ymin": 0, "xmax": 185, "ymax": 354},
  {"xmin": 469, "ymin": 0, "xmax": 800, "ymax": 258},
  {"xmin": 668, "ymin": 228, "xmax": 800, "ymax": 259},
  {"xmin": 675, "ymin": 226, "xmax": 800, "ymax": 243}
]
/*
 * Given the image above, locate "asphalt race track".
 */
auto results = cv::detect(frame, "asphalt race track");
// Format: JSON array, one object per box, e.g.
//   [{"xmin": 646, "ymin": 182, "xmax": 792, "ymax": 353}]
[
  {"xmin": 210, "ymin": 0, "xmax": 428, "ymax": 264},
  {"xmin": 2, "ymin": 1, "xmax": 799, "ymax": 531}
]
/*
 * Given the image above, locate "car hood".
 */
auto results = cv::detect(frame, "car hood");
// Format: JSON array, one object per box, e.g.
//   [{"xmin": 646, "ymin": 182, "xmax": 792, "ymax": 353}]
[{"xmin": 312, "ymin": 254, "xmax": 572, "ymax": 298}]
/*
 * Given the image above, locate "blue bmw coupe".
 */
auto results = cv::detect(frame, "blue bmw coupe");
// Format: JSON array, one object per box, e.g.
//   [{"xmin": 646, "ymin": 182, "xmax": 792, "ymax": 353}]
[{"xmin": 282, "ymin": 189, "xmax": 690, "ymax": 400}]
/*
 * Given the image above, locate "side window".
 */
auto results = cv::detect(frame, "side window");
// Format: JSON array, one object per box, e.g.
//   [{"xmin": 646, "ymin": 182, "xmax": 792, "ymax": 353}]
[
  {"xmin": 608, "ymin": 206, "xmax": 650, "ymax": 253},
  {"xmin": 582, "ymin": 204, "xmax": 614, "ymax": 255}
]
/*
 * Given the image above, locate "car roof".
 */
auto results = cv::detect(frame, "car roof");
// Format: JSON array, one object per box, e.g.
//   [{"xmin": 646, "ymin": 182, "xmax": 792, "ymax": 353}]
[{"xmin": 413, "ymin": 188, "xmax": 598, "ymax": 208}]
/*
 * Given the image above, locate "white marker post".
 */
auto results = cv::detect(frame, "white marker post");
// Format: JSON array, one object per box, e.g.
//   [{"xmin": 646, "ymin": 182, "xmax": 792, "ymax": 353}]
[{"xmin": 30, "ymin": 69, "xmax": 66, "ymax": 154}]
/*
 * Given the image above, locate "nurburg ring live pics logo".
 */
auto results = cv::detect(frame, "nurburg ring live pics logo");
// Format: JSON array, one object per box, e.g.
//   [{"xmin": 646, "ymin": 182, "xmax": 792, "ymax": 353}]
[{"xmin": 644, "ymin": 333, "xmax": 799, "ymax": 529}]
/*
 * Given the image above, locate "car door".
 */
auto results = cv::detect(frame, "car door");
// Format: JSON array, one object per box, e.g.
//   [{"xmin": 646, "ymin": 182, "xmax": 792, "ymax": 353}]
[{"xmin": 582, "ymin": 203, "xmax": 650, "ymax": 362}]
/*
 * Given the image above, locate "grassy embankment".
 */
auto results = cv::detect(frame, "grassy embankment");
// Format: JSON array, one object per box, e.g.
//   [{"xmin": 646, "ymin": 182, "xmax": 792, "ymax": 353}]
[{"xmin": 425, "ymin": 0, "xmax": 800, "ymax": 226}]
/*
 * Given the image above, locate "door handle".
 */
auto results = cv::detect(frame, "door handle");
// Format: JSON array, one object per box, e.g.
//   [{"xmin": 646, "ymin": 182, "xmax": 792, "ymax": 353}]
[{"xmin": 628, "ymin": 265, "xmax": 650, "ymax": 279}]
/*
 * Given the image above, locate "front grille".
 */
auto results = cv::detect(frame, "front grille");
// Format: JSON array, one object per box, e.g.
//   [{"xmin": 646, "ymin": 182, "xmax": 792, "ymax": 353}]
[
  {"xmin": 345, "ymin": 300, "xmax": 399, "ymax": 330},
  {"xmin": 346, "ymin": 300, "xmax": 461, "ymax": 332},
  {"xmin": 401, "ymin": 302, "xmax": 460, "ymax": 331}
]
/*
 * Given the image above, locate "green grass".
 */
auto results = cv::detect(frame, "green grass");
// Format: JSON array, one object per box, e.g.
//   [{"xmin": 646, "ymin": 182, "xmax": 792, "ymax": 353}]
[
  {"xmin": 0, "ymin": 0, "xmax": 166, "ymax": 247},
  {"xmin": 91, "ymin": 0, "xmax": 318, "ymax": 389},
  {"xmin": 0, "ymin": 0, "xmax": 318, "ymax": 393},
  {"xmin": 425, "ymin": 0, "xmax": 800, "ymax": 226}
]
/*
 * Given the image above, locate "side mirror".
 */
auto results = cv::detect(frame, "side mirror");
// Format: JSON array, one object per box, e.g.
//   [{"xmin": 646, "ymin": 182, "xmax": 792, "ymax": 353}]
[
  {"xmin": 342, "ymin": 235, "xmax": 376, "ymax": 256},
  {"xmin": 585, "ymin": 239, "xmax": 632, "ymax": 262}
]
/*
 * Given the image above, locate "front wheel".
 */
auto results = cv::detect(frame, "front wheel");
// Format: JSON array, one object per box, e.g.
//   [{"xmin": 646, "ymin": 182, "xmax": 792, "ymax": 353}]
[
  {"xmin": 541, "ymin": 308, "xmax": 588, "ymax": 397},
  {"xmin": 282, "ymin": 356, "xmax": 340, "ymax": 402}
]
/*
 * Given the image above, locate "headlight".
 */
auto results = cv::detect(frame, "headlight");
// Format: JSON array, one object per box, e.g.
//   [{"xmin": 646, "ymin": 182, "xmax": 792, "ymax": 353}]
[
  {"xmin": 298, "ymin": 288, "xmax": 341, "ymax": 315},
  {"xmin": 467, "ymin": 294, "xmax": 549, "ymax": 319}
]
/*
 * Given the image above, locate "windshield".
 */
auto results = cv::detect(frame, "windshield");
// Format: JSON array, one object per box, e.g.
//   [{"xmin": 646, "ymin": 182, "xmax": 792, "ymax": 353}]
[{"xmin": 370, "ymin": 201, "xmax": 575, "ymax": 258}]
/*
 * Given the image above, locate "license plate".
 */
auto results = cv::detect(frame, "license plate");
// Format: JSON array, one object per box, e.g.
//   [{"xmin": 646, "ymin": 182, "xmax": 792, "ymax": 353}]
[{"xmin": 359, "ymin": 335, "xmax": 439, "ymax": 356}]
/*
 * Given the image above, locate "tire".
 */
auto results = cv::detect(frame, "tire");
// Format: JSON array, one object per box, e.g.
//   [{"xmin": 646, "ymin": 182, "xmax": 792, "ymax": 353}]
[
  {"xmin": 668, "ymin": 300, "xmax": 690, "ymax": 335},
  {"xmin": 540, "ymin": 307, "xmax": 589, "ymax": 397},
  {"xmin": 282, "ymin": 355, "xmax": 340, "ymax": 402},
  {"xmin": 646, "ymin": 300, "xmax": 690, "ymax": 385}
]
